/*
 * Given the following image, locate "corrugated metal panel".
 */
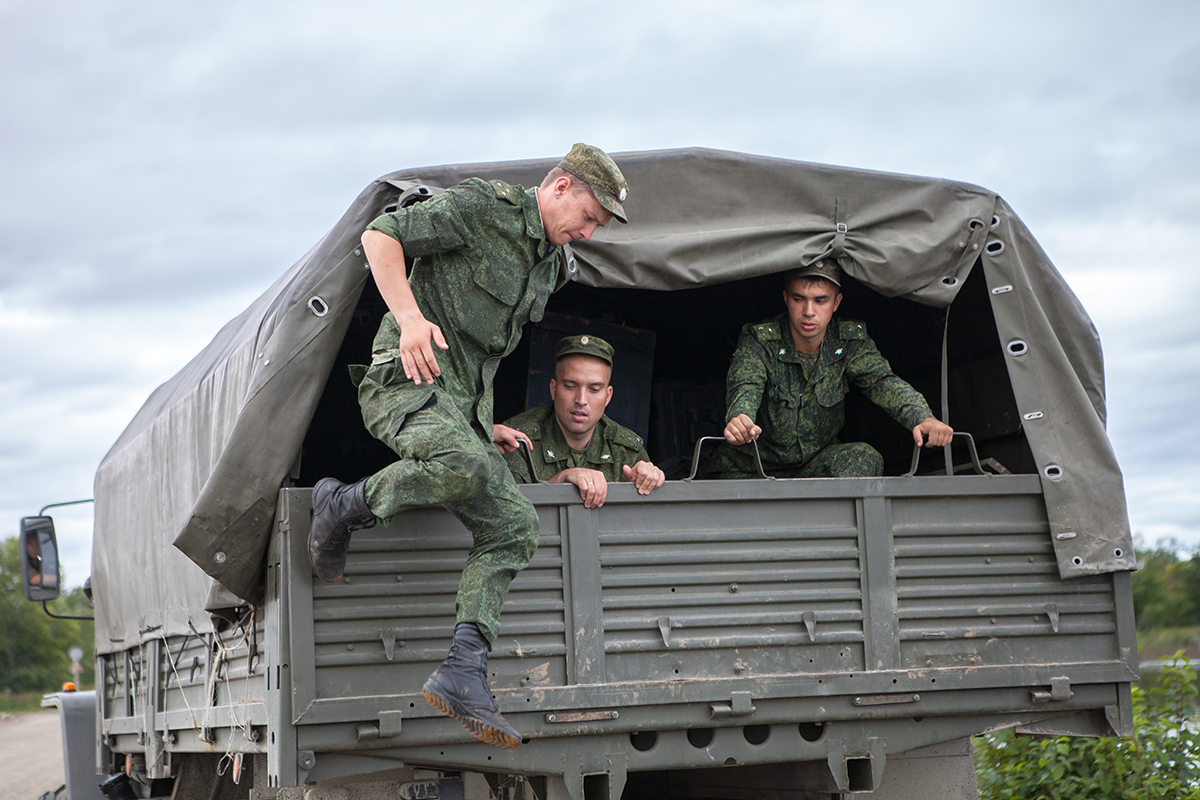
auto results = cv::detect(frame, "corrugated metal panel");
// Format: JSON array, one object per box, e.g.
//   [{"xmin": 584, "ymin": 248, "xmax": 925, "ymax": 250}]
[
  {"xmin": 599, "ymin": 499, "xmax": 866, "ymax": 682},
  {"xmin": 308, "ymin": 506, "xmax": 568, "ymax": 702},
  {"xmin": 893, "ymin": 494, "xmax": 1118, "ymax": 669}
]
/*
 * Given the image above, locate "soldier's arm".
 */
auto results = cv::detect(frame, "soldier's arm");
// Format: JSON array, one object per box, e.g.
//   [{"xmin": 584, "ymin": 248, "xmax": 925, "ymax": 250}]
[
  {"xmin": 361, "ymin": 229, "xmax": 448, "ymax": 385},
  {"xmin": 725, "ymin": 333, "xmax": 769, "ymax": 423},
  {"xmin": 724, "ymin": 332, "xmax": 769, "ymax": 445},
  {"xmin": 845, "ymin": 336, "xmax": 936, "ymax": 431}
]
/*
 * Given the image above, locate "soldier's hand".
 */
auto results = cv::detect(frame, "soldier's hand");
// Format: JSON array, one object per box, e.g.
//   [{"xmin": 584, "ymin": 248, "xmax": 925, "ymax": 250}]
[
  {"xmin": 553, "ymin": 468, "xmax": 609, "ymax": 508},
  {"xmin": 724, "ymin": 414, "xmax": 762, "ymax": 446},
  {"xmin": 397, "ymin": 313, "xmax": 449, "ymax": 385},
  {"xmin": 622, "ymin": 461, "xmax": 665, "ymax": 494},
  {"xmin": 492, "ymin": 424, "xmax": 531, "ymax": 455},
  {"xmin": 913, "ymin": 417, "xmax": 954, "ymax": 448}
]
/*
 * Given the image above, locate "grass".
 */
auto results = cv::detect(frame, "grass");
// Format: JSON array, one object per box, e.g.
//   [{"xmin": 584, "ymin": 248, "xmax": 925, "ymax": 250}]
[{"xmin": 0, "ymin": 691, "xmax": 50, "ymax": 715}]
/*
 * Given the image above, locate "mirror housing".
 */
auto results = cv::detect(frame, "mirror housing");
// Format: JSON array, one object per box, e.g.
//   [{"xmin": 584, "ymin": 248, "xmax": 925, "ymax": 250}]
[{"xmin": 20, "ymin": 516, "xmax": 60, "ymax": 601}]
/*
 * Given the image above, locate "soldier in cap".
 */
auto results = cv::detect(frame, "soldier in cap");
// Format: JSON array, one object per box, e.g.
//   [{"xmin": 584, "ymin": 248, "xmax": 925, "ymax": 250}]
[
  {"xmin": 710, "ymin": 263, "xmax": 953, "ymax": 479},
  {"xmin": 307, "ymin": 144, "xmax": 628, "ymax": 749},
  {"xmin": 500, "ymin": 335, "xmax": 665, "ymax": 507}
]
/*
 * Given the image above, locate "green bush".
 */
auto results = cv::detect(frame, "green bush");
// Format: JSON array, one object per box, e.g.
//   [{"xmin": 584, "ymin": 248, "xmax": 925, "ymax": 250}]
[{"xmin": 975, "ymin": 653, "xmax": 1200, "ymax": 799}]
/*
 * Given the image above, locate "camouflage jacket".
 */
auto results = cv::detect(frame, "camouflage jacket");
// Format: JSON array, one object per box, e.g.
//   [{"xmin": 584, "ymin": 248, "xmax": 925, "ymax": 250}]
[
  {"xmin": 712, "ymin": 314, "xmax": 933, "ymax": 475},
  {"xmin": 351, "ymin": 178, "xmax": 569, "ymax": 439},
  {"xmin": 501, "ymin": 403, "xmax": 650, "ymax": 484}
]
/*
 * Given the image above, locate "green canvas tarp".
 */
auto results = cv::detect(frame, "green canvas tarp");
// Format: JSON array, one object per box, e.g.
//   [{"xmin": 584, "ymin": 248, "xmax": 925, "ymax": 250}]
[{"xmin": 91, "ymin": 147, "xmax": 1133, "ymax": 653}]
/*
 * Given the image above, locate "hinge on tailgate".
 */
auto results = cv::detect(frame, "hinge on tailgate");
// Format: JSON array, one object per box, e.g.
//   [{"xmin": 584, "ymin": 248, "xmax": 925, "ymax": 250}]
[
  {"xmin": 1031, "ymin": 676, "xmax": 1073, "ymax": 704},
  {"xmin": 356, "ymin": 710, "xmax": 403, "ymax": 742},
  {"xmin": 711, "ymin": 691, "xmax": 756, "ymax": 719}
]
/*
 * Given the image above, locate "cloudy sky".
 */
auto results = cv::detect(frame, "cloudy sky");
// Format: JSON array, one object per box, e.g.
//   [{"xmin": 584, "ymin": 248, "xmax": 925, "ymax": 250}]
[{"xmin": 2, "ymin": 0, "xmax": 1197, "ymax": 588}]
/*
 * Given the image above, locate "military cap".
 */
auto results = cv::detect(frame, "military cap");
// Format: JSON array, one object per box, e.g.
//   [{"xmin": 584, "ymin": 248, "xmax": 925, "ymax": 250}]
[
  {"xmin": 558, "ymin": 143, "xmax": 629, "ymax": 224},
  {"xmin": 555, "ymin": 334, "xmax": 614, "ymax": 365},
  {"xmin": 791, "ymin": 260, "xmax": 842, "ymax": 287}
]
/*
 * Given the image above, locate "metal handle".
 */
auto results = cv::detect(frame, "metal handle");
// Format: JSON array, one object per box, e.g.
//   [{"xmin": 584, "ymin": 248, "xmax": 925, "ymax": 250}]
[
  {"xmin": 685, "ymin": 436, "xmax": 773, "ymax": 481},
  {"xmin": 517, "ymin": 439, "xmax": 545, "ymax": 484},
  {"xmin": 903, "ymin": 431, "xmax": 985, "ymax": 477}
]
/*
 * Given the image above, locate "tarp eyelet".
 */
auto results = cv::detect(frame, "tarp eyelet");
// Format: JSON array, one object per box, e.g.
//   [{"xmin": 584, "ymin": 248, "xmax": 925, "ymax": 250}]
[
  {"xmin": 1114, "ymin": 548, "xmax": 1124, "ymax": 558},
  {"xmin": 1072, "ymin": 557, "xmax": 1083, "ymax": 566},
  {"xmin": 991, "ymin": 285, "xmax": 1013, "ymax": 295},
  {"xmin": 941, "ymin": 276, "xmax": 958, "ymax": 287},
  {"xmin": 1006, "ymin": 340, "xmax": 1028, "ymax": 357},
  {"xmin": 968, "ymin": 219, "xmax": 985, "ymax": 232},
  {"xmin": 1043, "ymin": 464, "xmax": 1064, "ymax": 481},
  {"xmin": 986, "ymin": 240, "xmax": 1005, "ymax": 256},
  {"xmin": 991, "ymin": 215, "xmax": 1000, "ymax": 229},
  {"xmin": 307, "ymin": 296, "xmax": 329, "ymax": 317}
]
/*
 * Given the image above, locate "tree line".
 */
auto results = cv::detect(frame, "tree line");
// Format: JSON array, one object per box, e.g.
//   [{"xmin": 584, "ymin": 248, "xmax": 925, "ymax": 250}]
[
  {"xmin": 0, "ymin": 535, "xmax": 94, "ymax": 693},
  {"xmin": 1131, "ymin": 538, "xmax": 1200, "ymax": 631}
]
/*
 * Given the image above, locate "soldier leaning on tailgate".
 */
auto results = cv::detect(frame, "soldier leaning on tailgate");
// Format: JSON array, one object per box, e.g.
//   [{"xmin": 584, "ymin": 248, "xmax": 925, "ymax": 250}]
[
  {"xmin": 501, "ymin": 334, "xmax": 665, "ymax": 508},
  {"xmin": 709, "ymin": 262, "xmax": 953, "ymax": 479},
  {"xmin": 306, "ymin": 144, "xmax": 629, "ymax": 750}
]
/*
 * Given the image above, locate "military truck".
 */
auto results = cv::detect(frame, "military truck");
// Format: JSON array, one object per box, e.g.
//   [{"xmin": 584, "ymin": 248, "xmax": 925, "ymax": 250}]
[{"xmin": 24, "ymin": 148, "xmax": 1137, "ymax": 800}]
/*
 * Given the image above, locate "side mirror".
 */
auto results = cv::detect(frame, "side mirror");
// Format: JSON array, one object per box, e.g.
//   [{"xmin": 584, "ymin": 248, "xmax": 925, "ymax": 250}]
[{"xmin": 20, "ymin": 516, "xmax": 60, "ymax": 601}]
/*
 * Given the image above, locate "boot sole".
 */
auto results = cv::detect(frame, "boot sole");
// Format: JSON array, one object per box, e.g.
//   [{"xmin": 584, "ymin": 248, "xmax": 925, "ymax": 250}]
[{"xmin": 423, "ymin": 688, "xmax": 522, "ymax": 749}]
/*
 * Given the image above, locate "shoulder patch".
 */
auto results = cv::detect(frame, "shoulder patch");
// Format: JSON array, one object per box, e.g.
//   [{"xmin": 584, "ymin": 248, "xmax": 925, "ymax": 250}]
[
  {"xmin": 836, "ymin": 318, "xmax": 869, "ymax": 341},
  {"xmin": 488, "ymin": 179, "xmax": 525, "ymax": 206},
  {"xmin": 609, "ymin": 424, "xmax": 643, "ymax": 450},
  {"xmin": 749, "ymin": 320, "xmax": 783, "ymax": 343}
]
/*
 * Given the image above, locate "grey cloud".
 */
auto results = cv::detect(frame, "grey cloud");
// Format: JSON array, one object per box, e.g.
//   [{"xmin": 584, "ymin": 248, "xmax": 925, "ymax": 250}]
[{"xmin": 1, "ymin": 0, "xmax": 1198, "ymax": 582}]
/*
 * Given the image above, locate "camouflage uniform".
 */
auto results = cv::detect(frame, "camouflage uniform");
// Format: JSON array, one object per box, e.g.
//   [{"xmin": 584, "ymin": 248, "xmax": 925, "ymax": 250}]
[
  {"xmin": 501, "ymin": 403, "xmax": 650, "ymax": 484},
  {"xmin": 350, "ymin": 177, "xmax": 568, "ymax": 644},
  {"xmin": 709, "ymin": 314, "xmax": 934, "ymax": 479}
]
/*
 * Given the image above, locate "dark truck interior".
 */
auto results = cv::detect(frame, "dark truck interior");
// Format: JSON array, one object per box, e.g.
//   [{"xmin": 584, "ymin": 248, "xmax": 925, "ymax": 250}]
[{"xmin": 297, "ymin": 258, "xmax": 1035, "ymax": 488}]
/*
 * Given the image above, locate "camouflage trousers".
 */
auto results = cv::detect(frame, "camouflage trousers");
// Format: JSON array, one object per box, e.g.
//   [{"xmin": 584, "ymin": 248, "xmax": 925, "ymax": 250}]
[
  {"xmin": 712, "ymin": 441, "xmax": 884, "ymax": 479},
  {"xmin": 361, "ymin": 394, "xmax": 540, "ymax": 645}
]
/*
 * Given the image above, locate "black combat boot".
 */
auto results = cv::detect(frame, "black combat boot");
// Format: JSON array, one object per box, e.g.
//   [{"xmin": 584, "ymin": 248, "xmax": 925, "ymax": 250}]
[
  {"xmin": 308, "ymin": 477, "xmax": 376, "ymax": 582},
  {"xmin": 423, "ymin": 622, "xmax": 522, "ymax": 749}
]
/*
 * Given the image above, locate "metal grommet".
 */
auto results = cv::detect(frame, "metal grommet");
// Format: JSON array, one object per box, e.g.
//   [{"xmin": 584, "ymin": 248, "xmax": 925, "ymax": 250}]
[
  {"xmin": 986, "ymin": 240, "xmax": 1005, "ymax": 256},
  {"xmin": 941, "ymin": 276, "xmax": 958, "ymax": 287},
  {"xmin": 1114, "ymin": 548, "xmax": 1124, "ymax": 558},
  {"xmin": 1072, "ymin": 557, "xmax": 1083, "ymax": 566},
  {"xmin": 991, "ymin": 215, "xmax": 1000, "ymax": 229},
  {"xmin": 1042, "ymin": 464, "xmax": 1064, "ymax": 481},
  {"xmin": 214, "ymin": 551, "xmax": 227, "ymax": 564},
  {"xmin": 1023, "ymin": 411, "xmax": 1044, "ymax": 421},
  {"xmin": 307, "ymin": 296, "xmax": 329, "ymax": 317},
  {"xmin": 968, "ymin": 219, "xmax": 985, "ymax": 232},
  {"xmin": 1006, "ymin": 340, "xmax": 1028, "ymax": 357},
  {"xmin": 991, "ymin": 285, "xmax": 1013, "ymax": 295}
]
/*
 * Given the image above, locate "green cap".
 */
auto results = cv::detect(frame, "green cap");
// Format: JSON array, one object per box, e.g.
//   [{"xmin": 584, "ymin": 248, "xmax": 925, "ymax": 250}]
[
  {"xmin": 554, "ymin": 334, "xmax": 614, "ymax": 365},
  {"xmin": 558, "ymin": 143, "xmax": 629, "ymax": 224},
  {"xmin": 792, "ymin": 260, "xmax": 842, "ymax": 287}
]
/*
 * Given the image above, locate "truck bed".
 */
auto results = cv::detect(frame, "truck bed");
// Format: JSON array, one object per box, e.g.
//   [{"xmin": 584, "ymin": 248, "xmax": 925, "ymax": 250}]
[{"xmin": 96, "ymin": 474, "xmax": 1135, "ymax": 794}]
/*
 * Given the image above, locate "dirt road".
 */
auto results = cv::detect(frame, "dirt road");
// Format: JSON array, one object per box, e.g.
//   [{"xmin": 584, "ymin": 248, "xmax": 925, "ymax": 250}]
[{"xmin": 0, "ymin": 710, "xmax": 64, "ymax": 800}]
